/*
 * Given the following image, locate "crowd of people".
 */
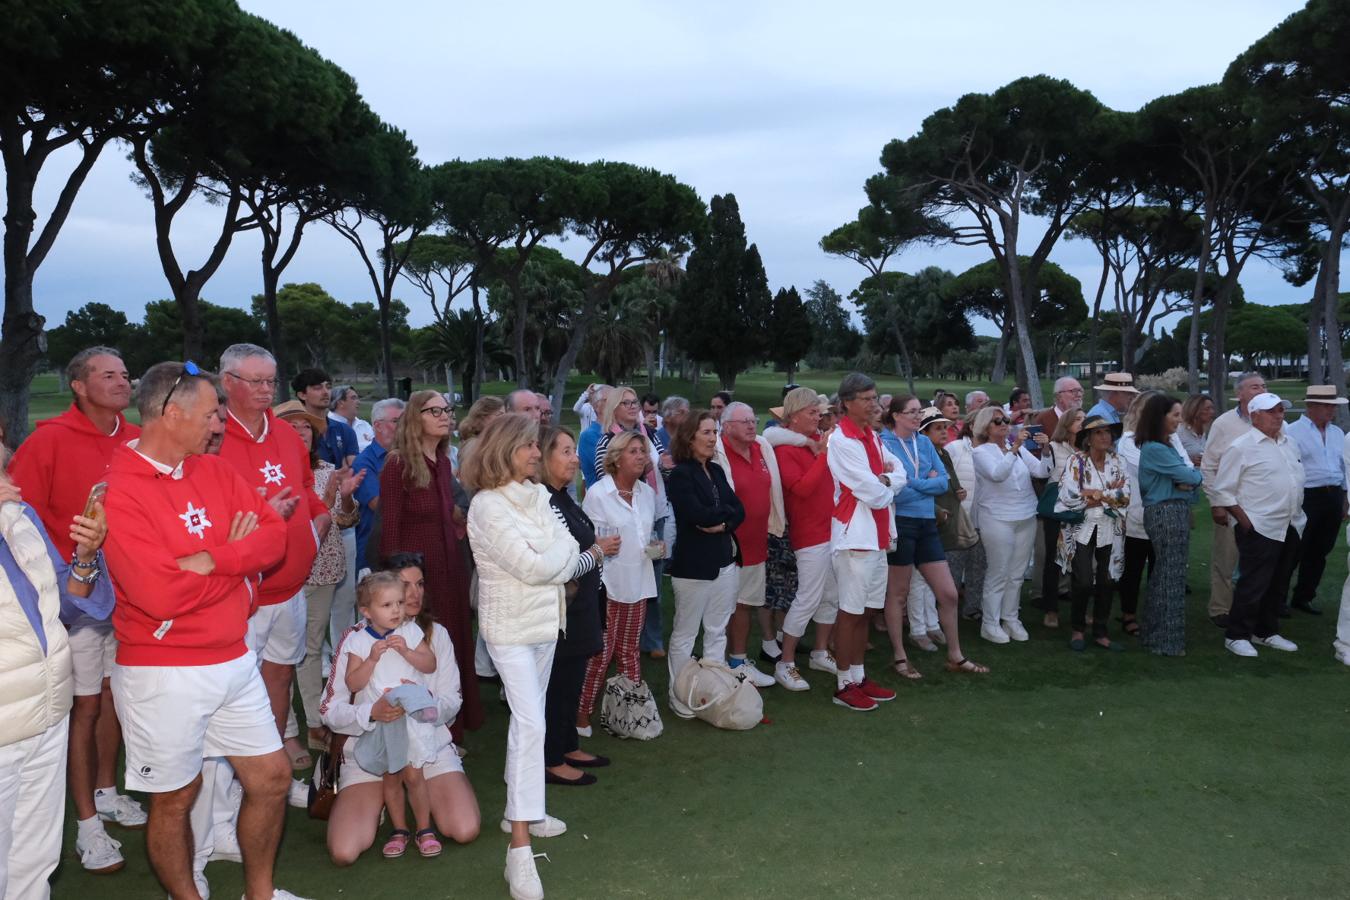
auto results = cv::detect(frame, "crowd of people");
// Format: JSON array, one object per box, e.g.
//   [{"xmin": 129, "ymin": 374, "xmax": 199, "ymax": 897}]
[{"xmin": 2, "ymin": 346, "xmax": 1348, "ymax": 900}]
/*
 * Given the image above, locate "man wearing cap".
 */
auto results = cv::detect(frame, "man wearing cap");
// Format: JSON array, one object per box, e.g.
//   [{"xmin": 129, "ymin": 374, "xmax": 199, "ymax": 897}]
[
  {"xmin": 1209, "ymin": 392, "xmax": 1305, "ymax": 658},
  {"xmin": 1086, "ymin": 373, "xmax": 1138, "ymax": 426},
  {"xmin": 1285, "ymin": 385, "xmax": 1349, "ymax": 615},
  {"xmin": 1201, "ymin": 372, "xmax": 1267, "ymax": 626}
]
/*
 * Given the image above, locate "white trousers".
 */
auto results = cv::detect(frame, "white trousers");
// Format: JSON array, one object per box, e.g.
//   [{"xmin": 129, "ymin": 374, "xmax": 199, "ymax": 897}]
[
  {"xmin": 487, "ymin": 640, "xmax": 555, "ymax": 824},
  {"xmin": 782, "ymin": 543, "xmax": 839, "ymax": 639},
  {"xmin": 980, "ymin": 517, "xmax": 1036, "ymax": 625},
  {"xmin": 1337, "ymin": 550, "xmax": 1350, "ymax": 657},
  {"xmin": 0, "ymin": 717, "xmax": 68, "ymax": 900},
  {"xmin": 668, "ymin": 564, "xmax": 739, "ymax": 686},
  {"xmin": 907, "ymin": 569, "xmax": 940, "ymax": 635}
]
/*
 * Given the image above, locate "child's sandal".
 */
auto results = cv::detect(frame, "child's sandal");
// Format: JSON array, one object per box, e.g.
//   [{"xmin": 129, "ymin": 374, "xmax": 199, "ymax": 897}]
[
  {"xmin": 415, "ymin": 828, "xmax": 442, "ymax": 858},
  {"xmin": 382, "ymin": 829, "xmax": 411, "ymax": 858}
]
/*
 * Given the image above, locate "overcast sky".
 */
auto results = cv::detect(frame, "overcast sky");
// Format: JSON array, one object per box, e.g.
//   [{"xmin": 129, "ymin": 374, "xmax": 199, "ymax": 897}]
[{"xmin": 22, "ymin": 0, "xmax": 1322, "ymax": 340}]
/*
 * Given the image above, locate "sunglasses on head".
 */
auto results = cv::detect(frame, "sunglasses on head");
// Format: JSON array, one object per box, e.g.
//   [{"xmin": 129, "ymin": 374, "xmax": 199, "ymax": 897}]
[{"xmin": 162, "ymin": 361, "xmax": 202, "ymax": 415}]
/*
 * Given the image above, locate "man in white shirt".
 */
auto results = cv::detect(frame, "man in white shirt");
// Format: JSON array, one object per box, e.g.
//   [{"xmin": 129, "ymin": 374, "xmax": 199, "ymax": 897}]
[
  {"xmin": 1200, "ymin": 371, "xmax": 1266, "ymax": 626},
  {"xmin": 1285, "ymin": 385, "xmax": 1348, "ymax": 615},
  {"xmin": 1209, "ymin": 392, "xmax": 1305, "ymax": 658},
  {"xmin": 572, "ymin": 384, "xmax": 602, "ymax": 431},
  {"xmin": 827, "ymin": 373, "xmax": 905, "ymax": 712}
]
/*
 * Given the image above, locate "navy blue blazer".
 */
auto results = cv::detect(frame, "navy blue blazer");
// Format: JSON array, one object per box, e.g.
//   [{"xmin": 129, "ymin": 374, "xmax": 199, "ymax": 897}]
[{"xmin": 666, "ymin": 459, "xmax": 745, "ymax": 581}]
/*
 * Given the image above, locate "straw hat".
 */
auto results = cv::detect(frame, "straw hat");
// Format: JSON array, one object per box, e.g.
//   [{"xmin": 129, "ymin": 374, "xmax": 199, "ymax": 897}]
[
  {"xmin": 1304, "ymin": 385, "xmax": 1348, "ymax": 405},
  {"xmin": 272, "ymin": 400, "xmax": 328, "ymax": 435},
  {"xmin": 917, "ymin": 406, "xmax": 951, "ymax": 432},
  {"xmin": 1075, "ymin": 414, "xmax": 1122, "ymax": 450},
  {"xmin": 1093, "ymin": 372, "xmax": 1138, "ymax": 393}
]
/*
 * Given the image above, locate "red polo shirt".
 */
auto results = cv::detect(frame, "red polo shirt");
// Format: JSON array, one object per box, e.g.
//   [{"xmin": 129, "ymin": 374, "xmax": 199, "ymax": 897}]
[{"xmin": 723, "ymin": 436, "xmax": 771, "ymax": 566}]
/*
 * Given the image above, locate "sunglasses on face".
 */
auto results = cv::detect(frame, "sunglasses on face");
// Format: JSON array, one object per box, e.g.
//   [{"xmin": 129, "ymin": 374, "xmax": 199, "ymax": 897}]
[{"xmin": 990, "ymin": 417, "xmax": 1008, "ymax": 426}]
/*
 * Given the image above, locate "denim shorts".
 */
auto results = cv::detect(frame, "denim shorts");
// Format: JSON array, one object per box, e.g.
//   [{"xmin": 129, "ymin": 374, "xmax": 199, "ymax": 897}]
[{"xmin": 886, "ymin": 515, "xmax": 946, "ymax": 567}]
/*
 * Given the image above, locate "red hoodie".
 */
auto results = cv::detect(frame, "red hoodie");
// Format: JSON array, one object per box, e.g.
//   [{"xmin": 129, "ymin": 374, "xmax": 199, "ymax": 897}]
[
  {"xmin": 8, "ymin": 403, "xmax": 140, "ymax": 559},
  {"xmin": 217, "ymin": 409, "xmax": 325, "ymax": 606},
  {"xmin": 102, "ymin": 446, "xmax": 286, "ymax": 666}
]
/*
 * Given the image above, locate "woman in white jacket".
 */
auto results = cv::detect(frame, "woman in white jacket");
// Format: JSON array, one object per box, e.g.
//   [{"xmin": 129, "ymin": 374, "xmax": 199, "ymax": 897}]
[
  {"xmin": 970, "ymin": 406, "xmax": 1050, "ymax": 644},
  {"xmin": 945, "ymin": 414, "xmax": 986, "ymax": 620},
  {"xmin": 463, "ymin": 413, "xmax": 580, "ymax": 900}
]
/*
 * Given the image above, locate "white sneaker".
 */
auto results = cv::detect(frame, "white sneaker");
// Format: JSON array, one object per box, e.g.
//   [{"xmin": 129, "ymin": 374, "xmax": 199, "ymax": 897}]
[
  {"xmin": 170, "ymin": 872, "xmax": 211, "ymax": 900},
  {"xmin": 95, "ymin": 790, "xmax": 148, "ymax": 828},
  {"xmin": 504, "ymin": 845, "xmax": 545, "ymax": 900},
  {"xmin": 807, "ymin": 651, "xmax": 839, "ymax": 675},
  {"xmin": 241, "ymin": 891, "xmax": 312, "ymax": 900},
  {"xmin": 732, "ymin": 660, "xmax": 775, "ymax": 688},
  {"xmin": 667, "ymin": 695, "xmax": 694, "ymax": 719},
  {"xmin": 287, "ymin": 778, "xmax": 309, "ymax": 809},
  {"xmin": 1335, "ymin": 647, "xmax": 1350, "ymax": 666},
  {"xmin": 77, "ymin": 828, "xmax": 125, "ymax": 873},
  {"xmin": 927, "ymin": 629, "xmax": 947, "ymax": 647},
  {"xmin": 1002, "ymin": 619, "xmax": 1029, "ymax": 642},
  {"xmin": 908, "ymin": 633, "xmax": 939, "ymax": 652},
  {"xmin": 575, "ymin": 725, "xmax": 592, "ymax": 738},
  {"xmin": 209, "ymin": 829, "xmax": 243, "ymax": 863},
  {"xmin": 980, "ymin": 623, "xmax": 1010, "ymax": 644},
  {"xmin": 774, "ymin": 662, "xmax": 810, "ymax": 691},
  {"xmin": 500, "ymin": 814, "xmax": 567, "ymax": 838},
  {"xmin": 1225, "ymin": 638, "xmax": 1259, "ymax": 658},
  {"xmin": 1252, "ymin": 634, "xmax": 1298, "ymax": 652}
]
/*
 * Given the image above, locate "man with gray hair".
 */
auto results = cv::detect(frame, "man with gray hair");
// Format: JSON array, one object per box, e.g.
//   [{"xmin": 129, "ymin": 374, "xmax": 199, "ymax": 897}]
[
  {"xmin": 657, "ymin": 396, "xmax": 689, "ymax": 450},
  {"xmin": 714, "ymin": 401, "xmax": 785, "ymax": 688},
  {"xmin": 965, "ymin": 390, "xmax": 989, "ymax": 414},
  {"xmin": 351, "ymin": 398, "xmax": 406, "ymax": 574},
  {"xmin": 1201, "ymin": 372, "xmax": 1267, "ymax": 627},
  {"xmin": 534, "ymin": 392, "xmax": 552, "ymax": 426},
  {"xmin": 505, "ymin": 388, "xmax": 542, "ymax": 421},
  {"xmin": 578, "ymin": 385, "xmax": 613, "ymax": 489},
  {"xmin": 329, "ymin": 384, "xmax": 373, "ymax": 451}
]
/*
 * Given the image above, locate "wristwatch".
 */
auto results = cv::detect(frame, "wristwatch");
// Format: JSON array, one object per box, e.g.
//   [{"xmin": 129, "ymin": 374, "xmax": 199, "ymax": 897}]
[{"xmin": 69, "ymin": 551, "xmax": 102, "ymax": 585}]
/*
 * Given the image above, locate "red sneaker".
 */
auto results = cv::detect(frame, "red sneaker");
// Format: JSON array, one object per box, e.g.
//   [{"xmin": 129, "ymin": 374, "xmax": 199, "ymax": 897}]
[
  {"xmin": 832, "ymin": 683, "xmax": 878, "ymax": 712},
  {"xmin": 858, "ymin": 678, "xmax": 896, "ymax": 702}
]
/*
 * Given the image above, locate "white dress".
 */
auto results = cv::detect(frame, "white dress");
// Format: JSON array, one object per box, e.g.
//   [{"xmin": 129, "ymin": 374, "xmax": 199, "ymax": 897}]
[{"xmin": 344, "ymin": 620, "xmax": 439, "ymax": 769}]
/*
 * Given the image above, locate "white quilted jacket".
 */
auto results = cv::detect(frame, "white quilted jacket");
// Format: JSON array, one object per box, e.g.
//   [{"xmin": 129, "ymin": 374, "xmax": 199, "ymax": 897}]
[{"xmin": 467, "ymin": 479, "xmax": 580, "ymax": 646}]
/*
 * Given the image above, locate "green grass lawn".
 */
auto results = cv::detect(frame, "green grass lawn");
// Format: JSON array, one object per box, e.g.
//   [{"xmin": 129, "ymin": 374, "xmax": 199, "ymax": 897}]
[{"xmin": 49, "ymin": 500, "xmax": 1350, "ymax": 899}]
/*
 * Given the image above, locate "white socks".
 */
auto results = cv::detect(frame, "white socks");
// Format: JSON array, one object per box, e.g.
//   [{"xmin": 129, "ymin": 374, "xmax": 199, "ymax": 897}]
[
  {"xmin": 850, "ymin": 664, "xmax": 865, "ymax": 683},
  {"xmin": 77, "ymin": 815, "xmax": 105, "ymax": 840}
]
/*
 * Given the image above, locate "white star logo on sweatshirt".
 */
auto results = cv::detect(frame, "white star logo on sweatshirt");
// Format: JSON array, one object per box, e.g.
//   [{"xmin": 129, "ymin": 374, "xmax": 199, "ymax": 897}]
[
  {"xmin": 179, "ymin": 501, "xmax": 212, "ymax": 539},
  {"xmin": 259, "ymin": 460, "xmax": 285, "ymax": 486}
]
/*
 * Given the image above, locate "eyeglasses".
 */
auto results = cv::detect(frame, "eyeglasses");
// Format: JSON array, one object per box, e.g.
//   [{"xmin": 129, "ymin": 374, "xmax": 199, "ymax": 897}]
[
  {"xmin": 421, "ymin": 406, "xmax": 451, "ymax": 418},
  {"xmin": 618, "ymin": 399, "xmax": 639, "ymax": 407},
  {"xmin": 224, "ymin": 371, "xmax": 278, "ymax": 389},
  {"xmin": 163, "ymin": 361, "xmax": 202, "ymax": 415},
  {"xmin": 989, "ymin": 417, "xmax": 1008, "ymax": 426}
]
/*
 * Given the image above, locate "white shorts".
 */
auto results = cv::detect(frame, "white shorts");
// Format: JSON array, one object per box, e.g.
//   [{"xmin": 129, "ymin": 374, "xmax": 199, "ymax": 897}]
[
  {"xmin": 833, "ymin": 549, "xmax": 888, "ymax": 615},
  {"xmin": 246, "ymin": 590, "xmax": 306, "ymax": 665},
  {"xmin": 338, "ymin": 737, "xmax": 464, "ymax": 790},
  {"xmin": 68, "ymin": 626, "xmax": 116, "ymax": 696},
  {"xmin": 112, "ymin": 652, "xmax": 281, "ymax": 793},
  {"xmin": 735, "ymin": 562, "xmax": 766, "ymax": 608}
]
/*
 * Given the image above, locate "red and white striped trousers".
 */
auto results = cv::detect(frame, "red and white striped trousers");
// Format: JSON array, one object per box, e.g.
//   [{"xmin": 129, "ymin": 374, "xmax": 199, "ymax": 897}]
[{"xmin": 578, "ymin": 598, "xmax": 647, "ymax": 716}]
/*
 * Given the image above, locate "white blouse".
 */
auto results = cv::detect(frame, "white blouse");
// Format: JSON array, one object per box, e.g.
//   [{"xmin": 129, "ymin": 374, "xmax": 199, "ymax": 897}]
[
  {"xmin": 973, "ymin": 443, "xmax": 1050, "ymax": 524},
  {"xmin": 582, "ymin": 476, "xmax": 658, "ymax": 603}
]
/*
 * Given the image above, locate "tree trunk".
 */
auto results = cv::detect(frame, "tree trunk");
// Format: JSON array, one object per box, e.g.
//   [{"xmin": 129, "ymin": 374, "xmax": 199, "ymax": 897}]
[
  {"xmin": 0, "ymin": 164, "xmax": 42, "ymax": 444},
  {"xmin": 1187, "ymin": 210, "xmax": 1214, "ymax": 395},
  {"xmin": 1321, "ymin": 233, "xmax": 1348, "ymax": 428},
  {"xmin": 378, "ymin": 271, "xmax": 396, "ymax": 398},
  {"xmin": 890, "ymin": 323, "xmax": 915, "ymax": 396},
  {"xmin": 1205, "ymin": 275, "xmax": 1239, "ymax": 410},
  {"xmin": 549, "ymin": 293, "xmax": 600, "ymax": 423},
  {"xmin": 259, "ymin": 265, "xmax": 288, "ymax": 403},
  {"xmin": 509, "ymin": 277, "xmax": 529, "ymax": 388},
  {"xmin": 1121, "ymin": 326, "xmax": 1139, "ymax": 378},
  {"xmin": 643, "ymin": 341, "xmax": 657, "ymax": 394},
  {"xmin": 1307, "ymin": 259, "xmax": 1328, "ymax": 385},
  {"xmin": 470, "ymin": 282, "xmax": 485, "ymax": 404},
  {"xmin": 991, "ymin": 328, "xmax": 1011, "ymax": 384}
]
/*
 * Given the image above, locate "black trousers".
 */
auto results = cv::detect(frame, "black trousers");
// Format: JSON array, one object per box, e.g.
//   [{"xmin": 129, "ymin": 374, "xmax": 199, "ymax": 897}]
[
  {"xmin": 1291, "ymin": 486, "xmax": 1344, "ymax": 606},
  {"xmin": 1117, "ymin": 535, "xmax": 1154, "ymax": 617},
  {"xmin": 1039, "ymin": 517, "xmax": 1063, "ymax": 612},
  {"xmin": 1227, "ymin": 525, "xmax": 1301, "ymax": 642},
  {"xmin": 1070, "ymin": 534, "xmax": 1114, "ymax": 637},
  {"xmin": 544, "ymin": 653, "xmax": 590, "ymax": 767}
]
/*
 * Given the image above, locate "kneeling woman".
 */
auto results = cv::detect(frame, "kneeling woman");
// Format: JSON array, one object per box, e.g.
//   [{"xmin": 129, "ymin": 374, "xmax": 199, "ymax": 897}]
[{"xmin": 322, "ymin": 553, "xmax": 481, "ymax": 866}]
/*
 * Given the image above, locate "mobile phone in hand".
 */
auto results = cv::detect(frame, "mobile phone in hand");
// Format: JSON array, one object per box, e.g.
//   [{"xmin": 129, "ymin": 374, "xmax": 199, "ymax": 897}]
[{"xmin": 83, "ymin": 482, "xmax": 108, "ymax": 522}]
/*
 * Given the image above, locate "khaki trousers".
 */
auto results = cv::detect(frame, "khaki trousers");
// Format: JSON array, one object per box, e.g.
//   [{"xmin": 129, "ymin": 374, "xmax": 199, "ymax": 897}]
[{"xmin": 1209, "ymin": 521, "xmax": 1237, "ymax": 617}]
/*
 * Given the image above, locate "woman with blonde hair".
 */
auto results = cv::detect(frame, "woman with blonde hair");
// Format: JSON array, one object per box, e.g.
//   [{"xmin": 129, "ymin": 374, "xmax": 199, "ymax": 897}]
[
  {"xmin": 971, "ymin": 404, "xmax": 1050, "ymax": 643},
  {"xmin": 464, "ymin": 413, "xmax": 581, "ymax": 900},
  {"xmin": 379, "ymin": 390, "xmax": 483, "ymax": 739},
  {"xmin": 578, "ymin": 430, "xmax": 659, "ymax": 733}
]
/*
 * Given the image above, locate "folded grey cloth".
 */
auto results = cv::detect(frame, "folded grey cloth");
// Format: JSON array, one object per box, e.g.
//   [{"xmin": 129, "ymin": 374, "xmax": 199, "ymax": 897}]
[{"xmin": 353, "ymin": 684, "xmax": 439, "ymax": 775}]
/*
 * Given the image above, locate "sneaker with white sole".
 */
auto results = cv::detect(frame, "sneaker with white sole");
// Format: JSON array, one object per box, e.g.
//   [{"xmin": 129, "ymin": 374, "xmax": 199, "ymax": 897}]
[
  {"xmin": 1002, "ymin": 619, "xmax": 1029, "ymax": 642},
  {"xmin": 980, "ymin": 623, "xmax": 1010, "ymax": 644},
  {"xmin": 807, "ymin": 651, "xmax": 839, "ymax": 674},
  {"xmin": 1225, "ymin": 638, "xmax": 1259, "ymax": 658},
  {"xmin": 241, "ymin": 890, "xmax": 312, "ymax": 900},
  {"xmin": 209, "ymin": 829, "xmax": 243, "ymax": 863},
  {"xmin": 500, "ymin": 814, "xmax": 567, "ymax": 838},
  {"xmin": 170, "ymin": 872, "xmax": 211, "ymax": 900},
  {"xmin": 95, "ymin": 790, "xmax": 148, "ymax": 828},
  {"xmin": 77, "ymin": 828, "xmax": 125, "ymax": 873},
  {"xmin": 927, "ymin": 629, "xmax": 947, "ymax": 646},
  {"xmin": 731, "ymin": 660, "xmax": 775, "ymax": 688},
  {"xmin": 1251, "ymin": 634, "xmax": 1298, "ymax": 652},
  {"xmin": 287, "ymin": 778, "xmax": 309, "ymax": 809},
  {"xmin": 774, "ymin": 662, "xmax": 810, "ymax": 691},
  {"xmin": 908, "ymin": 633, "xmax": 939, "ymax": 652},
  {"xmin": 504, "ymin": 845, "xmax": 545, "ymax": 900}
]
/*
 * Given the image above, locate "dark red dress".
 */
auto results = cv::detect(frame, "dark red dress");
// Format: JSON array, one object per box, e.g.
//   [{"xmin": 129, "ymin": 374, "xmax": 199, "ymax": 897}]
[{"xmin": 379, "ymin": 451, "xmax": 484, "ymax": 735}]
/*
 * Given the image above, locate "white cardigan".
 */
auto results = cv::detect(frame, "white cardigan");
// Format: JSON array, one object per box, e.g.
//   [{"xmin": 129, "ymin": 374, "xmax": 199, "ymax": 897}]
[
  {"xmin": 468, "ymin": 479, "xmax": 580, "ymax": 646},
  {"xmin": 0, "ymin": 502, "xmax": 73, "ymax": 747},
  {"xmin": 714, "ymin": 433, "xmax": 786, "ymax": 538}
]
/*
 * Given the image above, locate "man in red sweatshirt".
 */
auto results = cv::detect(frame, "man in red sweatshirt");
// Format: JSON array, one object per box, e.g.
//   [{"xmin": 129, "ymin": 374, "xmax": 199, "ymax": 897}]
[
  {"xmin": 217, "ymin": 343, "xmax": 330, "ymax": 743},
  {"xmin": 102, "ymin": 361, "xmax": 302, "ymax": 900},
  {"xmin": 8, "ymin": 345, "xmax": 146, "ymax": 873}
]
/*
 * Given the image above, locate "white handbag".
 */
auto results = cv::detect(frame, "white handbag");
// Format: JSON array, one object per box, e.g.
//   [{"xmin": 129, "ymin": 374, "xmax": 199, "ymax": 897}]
[
  {"xmin": 599, "ymin": 674, "xmax": 664, "ymax": 740},
  {"xmin": 673, "ymin": 658, "xmax": 763, "ymax": 731}
]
